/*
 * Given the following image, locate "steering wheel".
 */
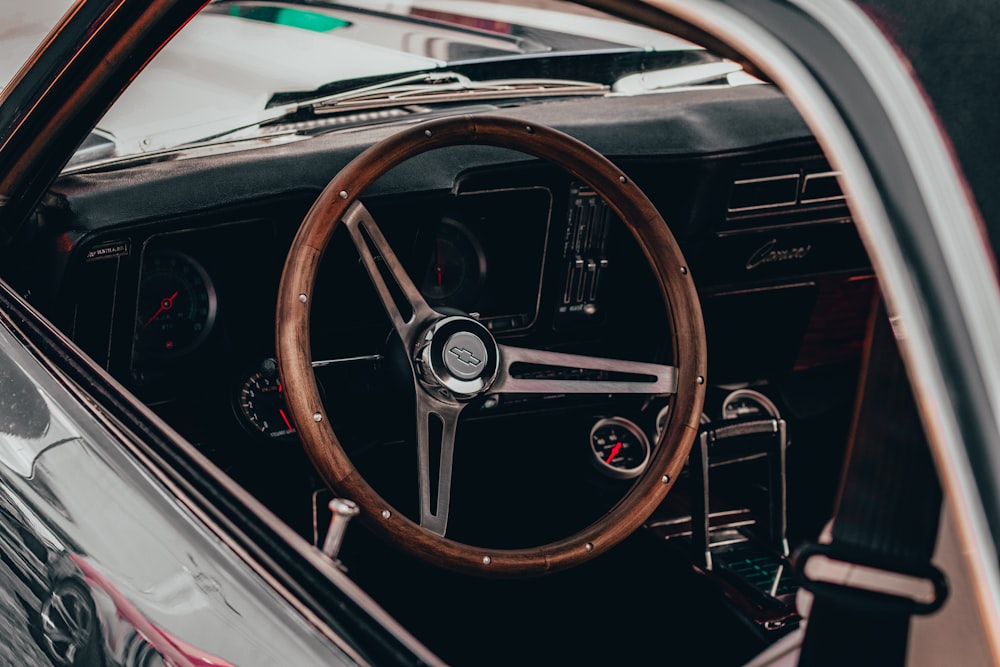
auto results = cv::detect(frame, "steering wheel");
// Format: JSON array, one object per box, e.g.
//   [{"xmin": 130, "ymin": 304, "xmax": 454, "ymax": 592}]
[{"xmin": 276, "ymin": 115, "xmax": 706, "ymax": 578}]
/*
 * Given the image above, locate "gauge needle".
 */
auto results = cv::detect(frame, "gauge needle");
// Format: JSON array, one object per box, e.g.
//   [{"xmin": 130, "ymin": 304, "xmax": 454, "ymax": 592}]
[
  {"xmin": 433, "ymin": 234, "xmax": 445, "ymax": 287},
  {"xmin": 144, "ymin": 291, "xmax": 179, "ymax": 327},
  {"xmin": 277, "ymin": 383, "xmax": 295, "ymax": 432},
  {"xmin": 279, "ymin": 408, "xmax": 294, "ymax": 432},
  {"xmin": 606, "ymin": 441, "xmax": 623, "ymax": 464}
]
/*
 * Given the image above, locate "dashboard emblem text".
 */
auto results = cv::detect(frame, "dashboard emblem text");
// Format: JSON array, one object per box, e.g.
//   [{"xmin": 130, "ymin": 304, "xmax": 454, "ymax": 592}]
[{"xmin": 745, "ymin": 238, "xmax": 812, "ymax": 270}]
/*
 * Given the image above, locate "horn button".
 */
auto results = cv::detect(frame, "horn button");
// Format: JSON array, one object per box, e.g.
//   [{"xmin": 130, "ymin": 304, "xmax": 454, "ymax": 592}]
[
  {"xmin": 444, "ymin": 332, "xmax": 488, "ymax": 379},
  {"xmin": 417, "ymin": 316, "xmax": 499, "ymax": 399}
]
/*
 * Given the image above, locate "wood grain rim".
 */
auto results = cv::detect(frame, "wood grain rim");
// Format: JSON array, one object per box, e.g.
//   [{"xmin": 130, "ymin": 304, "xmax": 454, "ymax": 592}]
[{"xmin": 276, "ymin": 115, "xmax": 707, "ymax": 577}]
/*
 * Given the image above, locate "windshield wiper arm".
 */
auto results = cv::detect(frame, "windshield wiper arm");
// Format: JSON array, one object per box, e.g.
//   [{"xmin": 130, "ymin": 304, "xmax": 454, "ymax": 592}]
[
  {"xmin": 308, "ymin": 71, "xmax": 608, "ymax": 112},
  {"xmin": 139, "ymin": 71, "xmax": 607, "ymax": 151},
  {"xmin": 293, "ymin": 71, "xmax": 470, "ymax": 111},
  {"xmin": 135, "ymin": 71, "xmax": 447, "ymax": 151}
]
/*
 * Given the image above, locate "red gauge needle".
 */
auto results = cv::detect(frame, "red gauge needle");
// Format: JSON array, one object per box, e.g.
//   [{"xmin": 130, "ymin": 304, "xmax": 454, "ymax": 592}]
[
  {"xmin": 277, "ymin": 383, "xmax": 295, "ymax": 432},
  {"xmin": 435, "ymin": 235, "xmax": 444, "ymax": 287},
  {"xmin": 279, "ymin": 408, "xmax": 294, "ymax": 432},
  {"xmin": 605, "ymin": 441, "xmax": 623, "ymax": 464},
  {"xmin": 144, "ymin": 291, "xmax": 179, "ymax": 327}
]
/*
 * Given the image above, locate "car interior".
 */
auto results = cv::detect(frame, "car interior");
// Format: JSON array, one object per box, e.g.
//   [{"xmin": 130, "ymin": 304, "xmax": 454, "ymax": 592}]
[{"xmin": 4, "ymin": 6, "xmax": 886, "ymax": 665}]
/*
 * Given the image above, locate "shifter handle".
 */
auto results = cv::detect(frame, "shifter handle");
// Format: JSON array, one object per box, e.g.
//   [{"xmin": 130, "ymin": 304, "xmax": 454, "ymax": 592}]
[{"xmin": 321, "ymin": 498, "xmax": 359, "ymax": 562}]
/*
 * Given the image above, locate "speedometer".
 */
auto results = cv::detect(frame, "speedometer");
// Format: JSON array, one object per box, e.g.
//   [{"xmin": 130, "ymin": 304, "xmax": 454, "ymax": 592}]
[{"xmin": 134, "ymin": 250, "xmax": 216, "ymax": 358}]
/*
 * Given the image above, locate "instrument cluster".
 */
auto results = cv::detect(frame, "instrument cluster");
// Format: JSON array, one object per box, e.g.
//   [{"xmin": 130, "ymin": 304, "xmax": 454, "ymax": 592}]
[{"xmin": 124, "ymin": 185, "xmax": 554, "ymax": 445}]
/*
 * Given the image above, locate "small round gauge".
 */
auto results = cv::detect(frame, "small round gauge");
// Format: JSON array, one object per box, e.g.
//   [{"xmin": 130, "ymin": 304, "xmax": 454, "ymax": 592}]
[
  {"xmin": 590, "ymin": 416, "xmax": 650, "ymax": 480},
  {"xmin": 236, "ymin": 358, "xmax": 297, "ymax": 440},
  {"xmin": 721, "ymin": 389, "xmax": 780, "ymax": 421},
  {"xmin": 134, "ymin": 250, "xmax": 216, "ymax": 358},
  {"xmin": 654, "ymin": 404, "xmax": 711, "ymax": 441},
  {"xmin": 419, "ymin": 218, "xmax": 486, "ymax": 309}
]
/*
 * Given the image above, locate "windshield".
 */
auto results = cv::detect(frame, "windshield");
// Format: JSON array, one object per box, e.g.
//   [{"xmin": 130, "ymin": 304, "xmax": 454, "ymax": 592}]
[
  {"xmin": 0, "ymin": 2, "xmax": 76, "ymax": 92},
  {"xmin": 60, "ymin": 0, "xmax": 735, "ymax": 168}
]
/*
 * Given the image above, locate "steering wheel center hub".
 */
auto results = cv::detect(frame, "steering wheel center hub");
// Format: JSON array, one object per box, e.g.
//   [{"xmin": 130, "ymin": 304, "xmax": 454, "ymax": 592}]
[
  {"xmin": 417, "ymin": 316, "xmax": 499, "ymax": 398},
  {"xmin": 442, "ymin": 331, "xmax": 488, "ymax": 379}
]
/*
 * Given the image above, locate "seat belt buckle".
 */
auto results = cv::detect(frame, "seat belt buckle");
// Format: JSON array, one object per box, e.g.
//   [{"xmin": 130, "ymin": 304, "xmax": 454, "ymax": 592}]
[{"xmin": 792, "ymin": 541, "xmax": 948, "ymax": 615}]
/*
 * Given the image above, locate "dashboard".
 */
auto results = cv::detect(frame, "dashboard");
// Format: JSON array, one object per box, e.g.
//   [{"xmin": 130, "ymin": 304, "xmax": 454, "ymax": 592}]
[{"xmin": 26, "ymin": 85, "xmax": 875, "ymax": 644}]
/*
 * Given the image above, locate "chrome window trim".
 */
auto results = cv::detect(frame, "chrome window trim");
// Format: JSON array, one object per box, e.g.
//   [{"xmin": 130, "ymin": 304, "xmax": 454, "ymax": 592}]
[{"xmin": 646, "ymin": 0, "xmax": 1000, "ymax": 659}]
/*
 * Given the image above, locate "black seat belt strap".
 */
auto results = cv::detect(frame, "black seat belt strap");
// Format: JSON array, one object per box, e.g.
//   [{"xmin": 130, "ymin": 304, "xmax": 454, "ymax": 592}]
[{"xmin": 795, "ymin": 298, "xmax": 946, "ymax": 666}]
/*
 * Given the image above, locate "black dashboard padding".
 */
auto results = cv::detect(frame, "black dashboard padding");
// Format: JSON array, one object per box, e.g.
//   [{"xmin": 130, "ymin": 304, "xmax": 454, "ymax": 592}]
[{"xmin": 50, "ymin": 86, "xmax": 807, "ymax": 236}]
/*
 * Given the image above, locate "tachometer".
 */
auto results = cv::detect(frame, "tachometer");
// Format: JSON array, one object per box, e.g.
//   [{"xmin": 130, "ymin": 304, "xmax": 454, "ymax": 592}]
[
  {"xmin": 418, "ymin": 218, "xmax": 486, "ymax": 310},
  {"xmin": 134, "ymin": 250, "xmax": 217, "ymax": 358},
  {"xmin": 236, "ymin": 358, "xmax": 298, "ymax": 440}
]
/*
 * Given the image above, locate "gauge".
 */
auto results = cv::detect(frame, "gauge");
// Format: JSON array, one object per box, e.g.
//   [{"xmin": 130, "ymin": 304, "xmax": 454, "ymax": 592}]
[
  {"xmin": 720, "ymin": 389, "xmax": 780, "ymax": 421},
  {"xmin": 654, "ymin": 404, "xmax": 711, "ymax": 441},
  {"xmin": 236, "ymin": 358, "xmax": 298, "ymax": 440},
  {"xmin": 418, "ymin": 218, "xmax": 486, "ymax": 310},
  {"xmin": 134, "ymin": 250, "xmax": 216, "ymax": 358},
  {"xmin": 590, "ymin": 416, "xmax": 650, "ymax": 480}
]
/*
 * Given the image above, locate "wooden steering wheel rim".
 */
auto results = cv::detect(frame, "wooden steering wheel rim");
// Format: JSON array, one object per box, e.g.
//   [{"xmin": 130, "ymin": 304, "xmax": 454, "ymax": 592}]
[{"xmin": 276, "ymin": 115, "xmax": 707, "ymax": 578}]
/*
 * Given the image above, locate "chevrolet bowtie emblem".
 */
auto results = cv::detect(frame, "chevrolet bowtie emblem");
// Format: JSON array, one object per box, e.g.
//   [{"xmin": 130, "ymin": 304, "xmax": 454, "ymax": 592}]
[{"xmin": 448, "ymin": 346, "xmax": 482, "ymax": 367}]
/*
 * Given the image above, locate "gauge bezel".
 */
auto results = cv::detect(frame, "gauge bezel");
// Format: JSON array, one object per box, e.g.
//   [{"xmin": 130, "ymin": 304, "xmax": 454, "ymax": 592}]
[
  {"xmin": 589, "ymin": 416, "xmax": 651, "ymax": 480},
  {"xmin": 654, "ymin": 403, "xmax": 711, "ymax": 442},
  {"xmin": 134, "ymin": 249, "xmax": 218, "ymax": 359},
  {"xmin": 234, "ymin": 358, "xmax": 300, "ymax": 441},
  {"xmin": 720, "ymin": 388, "xmax": 780, "ymax": 421},
  {"xmin": 417, "ymin": 216, "xmax": 487, "ymax": 310}
]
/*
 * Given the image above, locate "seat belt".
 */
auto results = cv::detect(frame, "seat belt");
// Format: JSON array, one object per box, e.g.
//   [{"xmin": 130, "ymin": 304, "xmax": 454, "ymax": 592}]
[{"xmin": 794, "ymin": 298, "xmax": 947, "ymax": 666}]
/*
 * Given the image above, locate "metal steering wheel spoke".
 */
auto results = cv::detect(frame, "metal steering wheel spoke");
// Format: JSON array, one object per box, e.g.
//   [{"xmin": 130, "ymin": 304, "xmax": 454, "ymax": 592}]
[
  {"xmin": 415, "ymin": 393, "xmax": 463, "ymax": 536},
  {"xmin": 342, "ymin": 201, "xmax": 437, "ymax": 347},
  {"xmin": 493, "ymin": 344, "xmax": 677, "ymax": 395}
]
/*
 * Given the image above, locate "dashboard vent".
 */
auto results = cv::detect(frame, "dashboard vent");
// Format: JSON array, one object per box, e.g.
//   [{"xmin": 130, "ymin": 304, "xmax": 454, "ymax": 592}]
[
  {"xmin": 555, "ymin": 183, "xmax": 611, "ymax": 325},
  {"xmin": 721, "ymin": 154, "xmax": 847, "ymax": 233}
]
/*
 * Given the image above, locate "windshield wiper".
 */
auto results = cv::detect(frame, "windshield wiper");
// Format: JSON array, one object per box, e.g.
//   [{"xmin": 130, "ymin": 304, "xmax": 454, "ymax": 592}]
[
  {"xmin": 138, "ymin": 71, "xmax": 607, "ymax": 152},
  {"xmin": 307, "ymin": 71, "xmax": 608, "ymax": 112},
  {"xmin": 66, "ymin": 62, "xmax": 760, "ymax": 173}
]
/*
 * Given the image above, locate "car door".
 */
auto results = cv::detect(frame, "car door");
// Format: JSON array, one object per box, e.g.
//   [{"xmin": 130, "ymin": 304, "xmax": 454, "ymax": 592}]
[{"xmin": 594, "ymin": 0, "xmax": 1000, "ymax": 663}]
